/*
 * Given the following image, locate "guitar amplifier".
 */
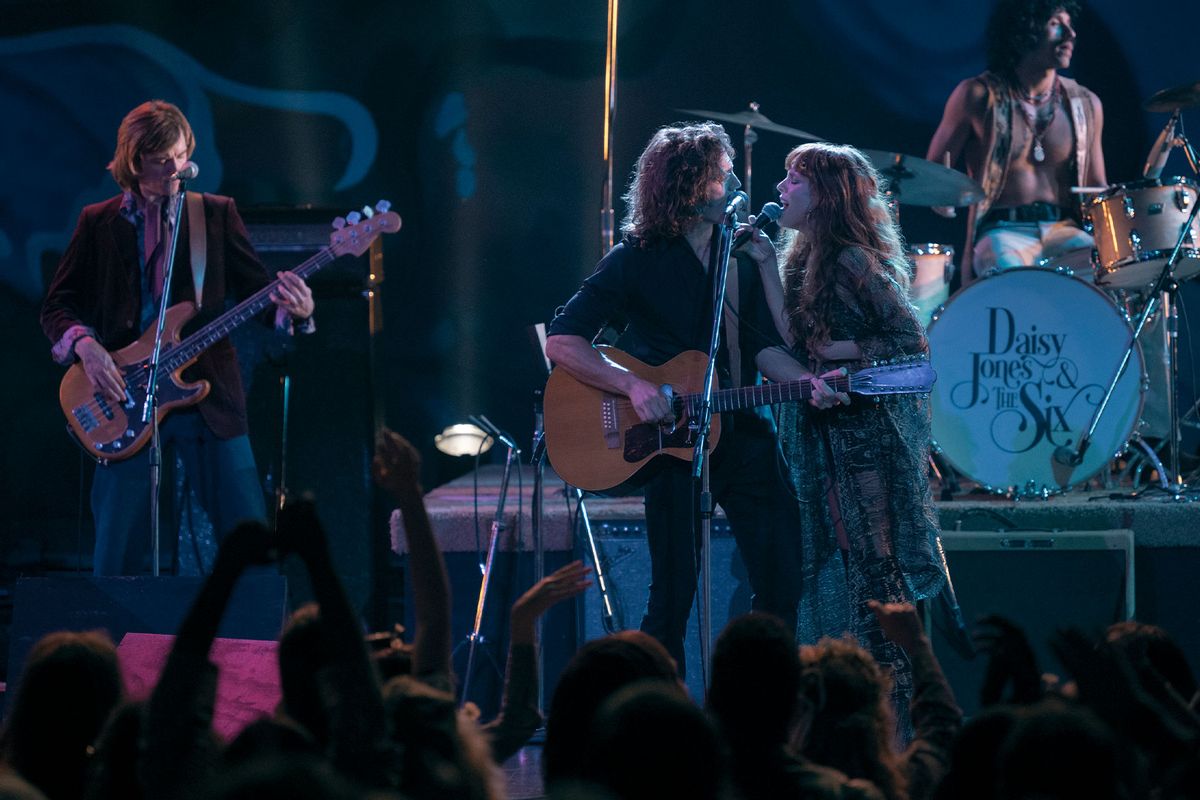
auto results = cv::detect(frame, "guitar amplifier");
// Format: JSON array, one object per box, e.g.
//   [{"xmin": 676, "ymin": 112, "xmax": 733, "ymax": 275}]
[
  {"xmin": 929, "ymin": 529, "xmax": 1135, "ymax": 717},
  {"xmin": 580, "ymin": 517, "xmax": 743, "ymax": 700}
]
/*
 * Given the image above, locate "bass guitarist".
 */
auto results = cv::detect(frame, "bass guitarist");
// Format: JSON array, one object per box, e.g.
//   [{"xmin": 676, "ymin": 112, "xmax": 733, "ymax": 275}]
[
  {"xmin": 40, "ymin": 100, "xmax": 315, "ymax": 576},
  {"xmin": 545, "ymin": 122, "xmax": 836, "ymax": 671}
]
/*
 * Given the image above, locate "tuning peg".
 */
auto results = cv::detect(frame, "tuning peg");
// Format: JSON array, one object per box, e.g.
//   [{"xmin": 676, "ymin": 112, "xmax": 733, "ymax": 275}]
[
  {"xmin": 375, "ymin": 200, "xmax": 391, "ymax": 213},
  {"xmin": 347, "ymin": 211, "xmax": 362, "ymax": 225},
  {"xmin": 360, "ymin": 205, "xmax": 374, "ymax": 219},
  {"xmin": 332, "ymin": 217, "xmax": 347, "ymax": 230}
]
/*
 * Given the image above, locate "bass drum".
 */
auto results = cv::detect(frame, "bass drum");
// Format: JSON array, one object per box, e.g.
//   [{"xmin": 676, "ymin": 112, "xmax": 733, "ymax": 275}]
[{"xmin": 927, "ymin": 268, "xmax": 1145, "ymax": 496}]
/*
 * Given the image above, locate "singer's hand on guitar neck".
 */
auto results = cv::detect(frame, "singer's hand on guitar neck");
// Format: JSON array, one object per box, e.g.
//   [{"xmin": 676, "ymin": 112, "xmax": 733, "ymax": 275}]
[{"xmin": 75, "ymin": 336, "xmax": 125, "ymax": 403}]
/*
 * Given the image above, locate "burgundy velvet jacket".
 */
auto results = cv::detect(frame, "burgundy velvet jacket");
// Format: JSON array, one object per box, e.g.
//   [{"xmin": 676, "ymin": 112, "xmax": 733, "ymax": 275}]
[{"xmin": 40, "ymin": 192, "xmax": 273, "ymax": 440}]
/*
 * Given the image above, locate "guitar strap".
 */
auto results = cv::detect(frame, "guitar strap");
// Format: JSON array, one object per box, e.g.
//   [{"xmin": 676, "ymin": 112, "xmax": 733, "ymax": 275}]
[{"xmin": 186, "ymin": 191, "xmax": 207, "ymax": 309}]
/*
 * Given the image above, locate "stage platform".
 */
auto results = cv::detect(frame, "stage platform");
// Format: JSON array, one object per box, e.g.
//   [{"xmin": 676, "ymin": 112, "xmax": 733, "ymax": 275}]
[
  {"xmin": 391, "ymin": 464, "xmax": 1200, "ymax": 707},
  {"xmin": 392, "ymin": 464, "xmax": 1200, "ymax": 553}
]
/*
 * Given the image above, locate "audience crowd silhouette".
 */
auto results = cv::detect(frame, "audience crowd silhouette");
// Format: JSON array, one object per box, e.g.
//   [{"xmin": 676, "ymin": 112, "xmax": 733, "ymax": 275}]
[{"xmin": 1, "ymin": 427, "xmax": 1197, "ymax": 799}]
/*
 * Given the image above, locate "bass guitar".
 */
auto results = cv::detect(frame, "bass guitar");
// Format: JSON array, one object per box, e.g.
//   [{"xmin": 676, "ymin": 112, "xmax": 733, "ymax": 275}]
[
  {"xmin": 543, "ymin": 346, "xmax": 935, "ymax": 493},
  {"xmin": 60, "ymin": 202, "xmax": 401, "ymax": 462}
]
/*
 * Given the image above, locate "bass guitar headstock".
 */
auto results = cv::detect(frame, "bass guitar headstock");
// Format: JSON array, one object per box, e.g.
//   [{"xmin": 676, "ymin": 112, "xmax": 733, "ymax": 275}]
[{"xmin": 330, "ymin": 200, "xmax": 402, "ymax": 257}]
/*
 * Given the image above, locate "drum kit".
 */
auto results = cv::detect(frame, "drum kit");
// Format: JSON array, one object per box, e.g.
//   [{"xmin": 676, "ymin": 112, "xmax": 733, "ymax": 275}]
[{"xmin": 685, "ymin": 83, "xmax": 1200, "ymax": 499}]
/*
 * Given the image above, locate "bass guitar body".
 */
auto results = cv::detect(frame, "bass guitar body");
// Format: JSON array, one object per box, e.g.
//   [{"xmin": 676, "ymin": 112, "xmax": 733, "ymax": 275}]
[{"xmin": 60, "ymin": 302, "xmax": 208, "ymax": 462}]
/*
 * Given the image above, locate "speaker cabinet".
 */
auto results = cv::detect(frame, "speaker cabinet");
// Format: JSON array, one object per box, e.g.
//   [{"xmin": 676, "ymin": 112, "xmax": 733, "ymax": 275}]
[
  {"xmin": 579, "ymin": 520, "xmax": 748, "ymax": 700},
  {"xmin": 239, "ymin": 211, "xmax": 382, "ymax": 617},
  {"xmin": 929, "ymin": 529, "xmax": 1134, "ymax": 717}
]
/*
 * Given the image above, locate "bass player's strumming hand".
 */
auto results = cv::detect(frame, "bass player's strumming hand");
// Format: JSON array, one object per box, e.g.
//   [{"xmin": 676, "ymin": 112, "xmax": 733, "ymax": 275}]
[{"xmin": 75, "ymin": 336, "xmax": 125, "ymax": 402}]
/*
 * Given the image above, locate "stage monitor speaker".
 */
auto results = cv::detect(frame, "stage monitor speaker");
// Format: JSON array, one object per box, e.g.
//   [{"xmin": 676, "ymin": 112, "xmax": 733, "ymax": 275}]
[
  {"xmin": 579, "ymin": 520, "xmax": 748, "ymax": 701},
  {"xmin": 928, "ymin": 529, "xmax": 1134, "ymax": 717},
  {"xmin": 239, "ymin": 211, "xmax": 382, "ymax": 618},
  {"xmin": 4, "ymin": 575, "xmax": 287, "ymax": 714}
]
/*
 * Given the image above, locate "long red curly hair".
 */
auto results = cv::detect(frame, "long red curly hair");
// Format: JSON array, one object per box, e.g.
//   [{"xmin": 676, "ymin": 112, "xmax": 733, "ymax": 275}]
[
  {"xmin": 779, "ymin": 143, "xmax": 909, "ymax": 362},
  {"xmin": 620, "ymin": 122, "xmax": 734, "ymax": 246}
]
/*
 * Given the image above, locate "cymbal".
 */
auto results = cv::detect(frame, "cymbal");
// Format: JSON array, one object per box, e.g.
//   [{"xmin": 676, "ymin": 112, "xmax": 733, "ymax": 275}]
[
  {"xmin": 675, "ymin": 107, "xmax": 823, "ymax": 141},
  {"xmin": 1145, "ymin": 81, "xmax": 1200, "ymax": 112},
  {"xmin": 860, "ymin": 149, "xmax": 985, "ymax": 206}
]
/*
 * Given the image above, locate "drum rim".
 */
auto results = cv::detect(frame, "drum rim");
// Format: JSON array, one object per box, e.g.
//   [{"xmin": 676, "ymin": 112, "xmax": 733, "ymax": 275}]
[
  {"xmin": 1090, "ymin": 175, "xmax": 1198, "ymax": 204},
  {"xmin": 926, "ymin": 266, "xmax": 1147, "ymax": 497},
  {"xmin": 1095, "ymin": 249, "xmax": 1200, "ymax": 285},
  {"xmin": 907, "ymin": 242, "xmax": 955, "ymax": 256}
]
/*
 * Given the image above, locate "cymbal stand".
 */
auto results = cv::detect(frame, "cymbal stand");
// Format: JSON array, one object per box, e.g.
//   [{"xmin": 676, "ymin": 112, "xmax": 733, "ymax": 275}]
[
  {"xmin": 743, "ymin": 102, "xmax": 759, "ymax": 206},
  {"xmin": 1056, "ymin": 193, "xmax": 1200, "ymax": 498}
]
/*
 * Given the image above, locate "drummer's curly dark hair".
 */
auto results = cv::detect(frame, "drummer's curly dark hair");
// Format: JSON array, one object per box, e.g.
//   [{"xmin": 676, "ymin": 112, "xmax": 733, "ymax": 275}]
[
  {"xmin": 620, "ymin": 122, "xmax": 735, "ymax": 246},
  {"xmin": 986, "ymin": 0, "xmax": 1082, "ymax": 76}
]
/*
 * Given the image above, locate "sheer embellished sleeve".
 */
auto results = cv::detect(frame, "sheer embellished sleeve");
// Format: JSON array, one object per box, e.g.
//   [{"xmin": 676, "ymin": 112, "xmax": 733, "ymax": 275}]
[{"xmin": 836, "ymin": 247, "xmax": 927, "ymax": 362}]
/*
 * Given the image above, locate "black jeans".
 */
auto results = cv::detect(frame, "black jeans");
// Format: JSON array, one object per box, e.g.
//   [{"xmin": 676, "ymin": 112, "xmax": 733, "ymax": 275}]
[{"xmin": 640, "ymin": 412, "xmax": 803, "ymax": 674}]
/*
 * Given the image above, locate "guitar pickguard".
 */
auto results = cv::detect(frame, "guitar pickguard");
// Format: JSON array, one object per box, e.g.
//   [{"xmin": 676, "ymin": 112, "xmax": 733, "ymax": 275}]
[{"xmin": 623, "ymin": 421, "xmax": 695, "ymax": 462}]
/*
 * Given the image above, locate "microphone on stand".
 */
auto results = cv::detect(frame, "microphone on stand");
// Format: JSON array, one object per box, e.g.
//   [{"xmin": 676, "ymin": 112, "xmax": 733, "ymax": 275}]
[
  {"xmin": 732, "ymin": 202, "xmax": 783, "ymax": 249},
  {"xmin": 723, "ymin": 190, "xmax": 749, "ymax": 220},
  {"xmin": 1143, "ymin": 112, "xmax": 1178, "ymax": 180},
  {"xmin": 169, "ymin": 162, "xmax": 199, "ymax": 181}
]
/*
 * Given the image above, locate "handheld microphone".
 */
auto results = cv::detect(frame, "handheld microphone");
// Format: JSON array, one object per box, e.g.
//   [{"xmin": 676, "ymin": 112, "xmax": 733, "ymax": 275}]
[
  {"xmin": 1143, "ymin": 113, "xmax": 1177, "ymax": 180},
  {"xmin": 732, "ymin": 202, "xmax": 783, "ymax": 248},
  {"xmin": 169, "ymin": 162, "xmax": 199, "ymax": 181},
  {"xmin": 723, "ymin": 190, "xmax": 749, "ymax": 219}
]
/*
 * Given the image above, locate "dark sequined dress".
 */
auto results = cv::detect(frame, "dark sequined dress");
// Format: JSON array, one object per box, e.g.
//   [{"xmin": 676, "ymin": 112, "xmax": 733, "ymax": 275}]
[{"xmin": 777, "ymin": 247, "xmax": 950, "ymax": 741}]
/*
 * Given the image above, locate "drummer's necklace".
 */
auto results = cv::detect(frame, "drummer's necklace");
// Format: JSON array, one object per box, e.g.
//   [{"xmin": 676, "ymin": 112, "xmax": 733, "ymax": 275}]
[{"xmin": 1012, "ymin": 77, "xmax": 1060, "ymax": 163}]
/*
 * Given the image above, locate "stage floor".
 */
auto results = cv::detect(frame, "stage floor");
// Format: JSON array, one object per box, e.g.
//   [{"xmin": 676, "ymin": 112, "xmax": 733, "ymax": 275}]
[{"xmin": 392, "ymin": 464, "xmax": 1200, "ymax": 555}]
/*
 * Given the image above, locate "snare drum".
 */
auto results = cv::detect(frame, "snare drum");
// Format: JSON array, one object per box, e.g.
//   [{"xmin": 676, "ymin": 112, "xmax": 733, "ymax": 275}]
[
  {"xmin": 907, "ymin": 243, "xmax": 954, "ymax": 327},
  {"xmin": 927, "ymin": 268, "xmax": 1145, "ymax": 496},
  {"xmin": 1089, "ymin": 177, "xmax": 1200, "ymax": 287}
]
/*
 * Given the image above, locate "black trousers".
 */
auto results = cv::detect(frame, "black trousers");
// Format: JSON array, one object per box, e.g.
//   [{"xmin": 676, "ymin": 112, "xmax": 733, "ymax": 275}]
[{"xmin": 640, "ymin": 412, "xmax": 803, "ymax": 674}]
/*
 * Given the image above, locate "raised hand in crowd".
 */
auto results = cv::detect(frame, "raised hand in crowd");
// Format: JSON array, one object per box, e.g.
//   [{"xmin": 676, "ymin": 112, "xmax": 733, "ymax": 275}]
[
  {"xmin": 974, "ymin": 614, "xmax": 1043, "ymax": 708},
  {"xmin": 372, "ymin": 426, "xmax": 452, "ymax": 680},
  {"xmin": 485, "ymin": 560, "xmax": 594, "ymax": 763}
]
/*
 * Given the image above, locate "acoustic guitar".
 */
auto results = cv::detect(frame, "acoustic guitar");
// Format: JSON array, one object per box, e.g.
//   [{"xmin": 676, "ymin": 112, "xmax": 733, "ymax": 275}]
[{"xmin": 544, "ymin": 345, "xmax": 935, "ymax": 493}]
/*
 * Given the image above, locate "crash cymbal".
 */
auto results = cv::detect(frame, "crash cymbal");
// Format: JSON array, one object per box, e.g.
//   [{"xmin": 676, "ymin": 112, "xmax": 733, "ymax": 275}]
[
  {"xmin": 1145, "ymin": 81, "xmax": 1200, "ymax": 112},
  {"xmin": 861, "ymin": 149, "xmax": 985, "ymax": 207},
  {"xmin": 675, "ymin": 107, "xmax": 823, "ymax": 141}
]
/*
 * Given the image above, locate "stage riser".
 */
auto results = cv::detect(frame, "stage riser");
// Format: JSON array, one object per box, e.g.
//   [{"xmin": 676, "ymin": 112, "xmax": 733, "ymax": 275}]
[{"xmin": 4, "ymin": 575, "xmax": 287, "ymax": 717}]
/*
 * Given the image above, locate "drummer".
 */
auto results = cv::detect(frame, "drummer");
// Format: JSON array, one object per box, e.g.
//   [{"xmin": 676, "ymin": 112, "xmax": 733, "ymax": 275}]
[{"xmin": 927, "ymin": 0, "xmax": 1106, "ymax": 284}]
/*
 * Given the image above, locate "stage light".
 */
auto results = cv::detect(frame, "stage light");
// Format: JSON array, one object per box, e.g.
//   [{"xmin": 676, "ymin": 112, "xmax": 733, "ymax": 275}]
[{"xmin": 434, "ymin": 423, "xmax": 494, "ymax": 457}]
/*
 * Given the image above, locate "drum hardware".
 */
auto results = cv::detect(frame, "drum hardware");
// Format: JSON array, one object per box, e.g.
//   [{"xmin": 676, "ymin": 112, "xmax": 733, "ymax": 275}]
[
  {"xmin": 1061, "ymin": 192, "xmax": 1200, "ymax": 500},
  {"xmin": 1089, "ymin": 178, "xmax": 1200, "ymax": 287},
  {"xmin": 908, "ymin": 243, "xmax": 955, "ymax": 327},
  {"xmin": 676, "ymin": 105, "xmax": 823, "ymax": 207}
]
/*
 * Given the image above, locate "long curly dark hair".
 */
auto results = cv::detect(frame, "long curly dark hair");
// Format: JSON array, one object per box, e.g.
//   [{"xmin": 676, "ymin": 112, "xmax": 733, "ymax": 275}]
[
  {"xmin": 986, "ymin": 0, "xmax": 1082, "ymax": 76},
  {"xmin": 778, "ymin": 143, "xmax": 908, "ymax": 363},
  {"xmin": 620, "ymin": 122, "xmax": 734, "ymax": 246},
  {"xmin": 799, "ymin": 637, "xmax": 907, "ymax": 800}
]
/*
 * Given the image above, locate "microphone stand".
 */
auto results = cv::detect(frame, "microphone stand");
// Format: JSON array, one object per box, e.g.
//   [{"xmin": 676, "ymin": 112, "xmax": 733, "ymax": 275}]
[
  {"xmin": 143, "ymin": 181, "xmax": 189, "ymax": 577},
  {"xmin": 1055, "ymin": 191, "xmax": 1200, "ymax": 497},
  {"xmin": 459, "ymin": 415, "xmax": 521, "ymax": 705},
  {"xmin": 691, "ymin": 206, "xmax": 738, "ymax": 690}
]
